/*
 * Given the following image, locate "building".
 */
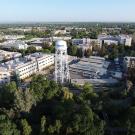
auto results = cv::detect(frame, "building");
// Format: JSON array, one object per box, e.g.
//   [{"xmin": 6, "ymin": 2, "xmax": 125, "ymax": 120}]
[
  {"xmin": 0, "ymin": 53, "xmax": 54, "ymax": 84},
  {"xmin": 98, "ymin": 34, "xmax": 132, "ymax": 46},
  {"xmin": 69, "ymin": 56, "xmax": 123, "ymax": 85},
  {"xmin": 54, "ymin": 30, "xmax": 67, "ymax": 35},
  {"xmin": 119, "ymin": 35, "xmax": 132, "ymax": 46},
  {"xmin": 72, "ymin": 38, "xmax": 102, "ymax": 48},
  {"xmin": 1, "ymin": 40, "xmax": 43, "ymax": 51},
  {"xmin": 4, "ymin": 35, "xmax": 25, "ymax": 40},
  {"xmin": 25, "ymin": 38, "xmax": 52, "ymax": 48},
  {"xmin": 124, "ymin": 56, "xmax": 135, "ymax": 68},
  {"xmin": 53, "ymin": 36, "xmax": 72, "ymax": 42},
  {"xmin": 1, "ymin": 40, "xmax": 28, "ymax": 50},
  {"xmin": 72, "ymin": 38, "xmax": 90, "ymax": 46},
  {"xmin": 0, "ymin": 34, "xmax": 4, "ymax": 41},
  {"xmin": 104, "ymin": 40, "xmax": 118, "ymax": 45},
  {"xmin": 0, "ymin": 67, "xmax": 10, "ymax": 84},
  {"xmin": 90, "ymin": 39, "xmax": 102, "ymax": 47},
  {"xmin": 8, "ymin": 28, "xmax": 32, "ymax": 32},
  {"xmin": 0, "ymin": 50, "xmax": 22, "ymax": 62},
  {"xmin": 70, "ymin": 56, "xmax": 110, "ymax": 79}
]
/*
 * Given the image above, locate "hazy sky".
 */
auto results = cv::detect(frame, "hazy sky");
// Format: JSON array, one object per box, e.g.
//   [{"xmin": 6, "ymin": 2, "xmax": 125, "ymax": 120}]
[{"xmin": 0, "ymin": 0, "xmax": 135, "ymax": 23}]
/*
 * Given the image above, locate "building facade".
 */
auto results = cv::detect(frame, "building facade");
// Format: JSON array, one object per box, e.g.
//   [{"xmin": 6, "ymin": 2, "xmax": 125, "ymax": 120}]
[
  {"xmin": 98, "ymin": 34, "xmax": 132, "ymax": 46},
  {"xmin": 0, "ymin": 53, "xmax": 54, "ymax": 84}
]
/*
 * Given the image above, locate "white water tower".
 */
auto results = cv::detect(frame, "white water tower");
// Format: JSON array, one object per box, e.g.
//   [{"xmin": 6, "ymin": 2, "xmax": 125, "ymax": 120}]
[{"xmin": 55, "ymin": 40, "xmax": 69, "ymax": 84}]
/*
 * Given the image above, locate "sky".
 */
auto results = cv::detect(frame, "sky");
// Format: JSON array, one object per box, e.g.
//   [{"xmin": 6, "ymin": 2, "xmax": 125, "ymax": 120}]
[{"xmin": 0, "ymin": 0, "xmax": 135, "ymax": 23}]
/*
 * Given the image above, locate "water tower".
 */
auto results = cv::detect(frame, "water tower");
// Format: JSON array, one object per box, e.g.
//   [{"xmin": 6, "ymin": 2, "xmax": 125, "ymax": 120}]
[{"xmin": 55, "ymin": 40, "xmax": 69, "ymax": 84}]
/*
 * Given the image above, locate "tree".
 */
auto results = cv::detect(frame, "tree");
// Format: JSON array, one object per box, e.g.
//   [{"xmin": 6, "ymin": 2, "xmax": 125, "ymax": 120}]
[
  {"xmin": 42, "ymin": 49, "xmax": 51, "ymax": 54},
  {"xmin": 15, "ymin": 89, "xmax": 35, "ymax": 112},
  {"xmin": 85, "ymin": 48, "xmax": 92, "ymax": 57},
  {"xmin": 0, "ymin": 75, "xmax": 106, "ymax": 135},
  {"xmin": 40, "ymin": 116, "xmax": 46, "ymax": 134},
  {"xmin": 83, "ymin": 83, "xmax": 93, "ymax": 94},
  {"xmin": 30, "ymin": 75, "xmax": 59, "ymax": 101},
  {"xmin": 27, "ymin": 46, "xmax": 36, "ymax": 54},
  {"xmin": 54, "ymin": 120, "xmax": 62, "ymax": 134},
  {"xmin": 0, "ymin": 115, "xmax": 20, "ymax": 135},
  {"xmin": 30, "ymin": 75, "xmax": 48, "ymax": 102},
  {"xmin": 0, "ymin": 82, "xmax": 17, "ymax": 108},
  {"xmin": 62, "ymin": 87, "xmax": 73, "ymax": 100},
  {"xmin": 70, "ymin": 105, "xmax": 104, "ymax": 135},
  {"xmin": 21, "ymin": 119, "xmax": 32, "ymax": 135},
  {"xmin": 77, "ymin": 48, "xmax": 83, "ymax": 57},
  {"xmin": 99, "ymin": 45, "xmax": 107, "ymax": 57},
  {"xmin": 71, "ymin": 45, "xmax": 78, "ymax": 56}
]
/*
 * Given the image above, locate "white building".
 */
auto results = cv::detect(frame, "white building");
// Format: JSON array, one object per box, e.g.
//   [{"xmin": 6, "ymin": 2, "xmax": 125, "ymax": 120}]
[
  {"xmin": 119, "ymin": 35, "xmax": 132, "ymax": 46},
  {"xmin": 98, "ymin": 34, "xmax": 132, "ymax": 46},
  {"xmin": 111, "ymin": 71, "xmax": 122, "ymax": 79},
  {"xmin": 0, "ymin": 50, "xmax": 22, "ymax": 62},
  {"xmin": 72, "ymin": 38, "xmax": 102, "ymax": 47},
  {"xmin": 53, "ymin": 36, "xmax": 72, "ymax": 42},
  {"xmin": 0, "ymin": 67, "xmax": 10, "ymax": 84},
  {"xmin": 1, "ymin": 40, "xmax": 28, "ymax": 50},
  {"xmin": 0, "ymin": 35, "xmax": 4, "ymax": 40},
  {"xmin": 0, "ymin": 53, "xmax": 54, "ymax": 84},
  {"xmin": 54, "ymin": 30, "xmax": 67, "ymax": 35},
  {"xmin": 104, "ymin": 40, "xmax": 118, "ymax": 45},
  {"xmin": 72, "ymin": 38, "xmax": 90, "ymax": 46},
  {"xmin": 124, "ymin": 56, "xmax": 135, "ymax": 68},
  {"xmin": 70, "ymin": 56, "xmax": 110, "ymax": 78},
  {"xmin": 4, "ymin": 35, "xmax": 25, "ymax": 40}
]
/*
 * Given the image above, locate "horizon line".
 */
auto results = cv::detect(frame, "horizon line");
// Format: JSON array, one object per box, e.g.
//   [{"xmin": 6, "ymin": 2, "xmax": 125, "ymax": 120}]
[{"xmin": 0, "ymin": 21, "xmax": 135, "ymax": 25}]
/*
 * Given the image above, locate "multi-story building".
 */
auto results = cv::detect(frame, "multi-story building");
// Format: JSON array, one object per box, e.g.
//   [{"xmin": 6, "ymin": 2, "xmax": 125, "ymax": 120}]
[
  {"xmin": 0, "ymin": 53, "xmax": 54, "ymax": 84},
  {"xmin": 124, "ymin": 56, "xmax": 135, "ymax": 68},
  {"xmin": 53, "ymin": 36, "xmax": 72, "ymax": 41},
  {"xmin": 4, "ymin": 35, "xmax": 25, "ymax": 40},
  {"xmin": 104, "ymin": 40, "xmax": 118, "ymax": 45},
  {"xmin": 1, "ymin": 40, "xmax": 28, "ymax": 50},
  {"xmin": 0, "ymin": 67, "xmax": 10, "ymax": 84},
  {"xmin": 98, "ymin": 34, "xmax": 132, "ymax": 46},
  {"xmin": 70, "ymin": 56, "xmax": 110, "ymax": 78},
  {"xmin": 119, "ymin": 35, "xmax": 132, "ymax": 46},
  {"xmin": 72, "ymin": 38, "xmax": 90, "ymax": 46},
  {"xmin": 54, "ymin": 30, "xmax": 67, "ymax": 35},
  {"xmin": 72, "ymin": 38, "xmax": 102, "ymax": 47},
  {"xmin": 0, "ymin": 50, "xmax": 22, "ymax": 62},
  {"xmin": 0, "ymin": 34, "xmax": 4, "ymax": 41}
]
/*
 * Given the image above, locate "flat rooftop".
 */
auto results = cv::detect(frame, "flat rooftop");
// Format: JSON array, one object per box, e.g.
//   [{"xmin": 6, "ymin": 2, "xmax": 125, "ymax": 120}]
[{"xmin": 0, "ymin": 53, "xmax": 54, "ymax": 71}]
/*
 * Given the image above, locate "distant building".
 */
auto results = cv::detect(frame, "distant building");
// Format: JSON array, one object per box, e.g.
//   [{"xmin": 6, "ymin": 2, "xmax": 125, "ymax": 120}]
[
  {"xmin": 0, "ymin": 67, "xmax": 10, "ymax": 84},
  {"xmin": 53, "ymin": 36, "xmax": 72, "ymax": 41},
  {"xmin": 0, "ymin": 35, "xmax": 4, "ymax": 41},
  {"xmin": 72, "ymin": 38, "xmax": 101, "ymax": 47},
  {"xmin": 54, "ymin": 30, "xmax": 67, "ymax": 35},
  {"xmin": 72, "ymin": 38, "xmax": 90, "ymax": 46},
  {"xmin": 26, "ymin": 38, "xmax": 52, "ymax": 47},
  {"xmin": 104, "ymin": 40, "xmax": 118, "ymax": 45},
  {"xmin": 8, "ymin": 28, "xmax": 32, "ymax": 32},
  {"xmin": 1, "ymin": 40, "xmax": 28, "ymax": 50},
  {"xmin": 98, "ymin": 34, "xmax": 132, "ymax": 46},
  {"xmin": 4, "ymin": 35, "xmax": 25, "ymax": 40},
  {"xmin": 0, "ymin": 50, "xmax": 22, "ymax": 62},
  {"xmin": 124, "ymin": 56, "xmax": 135, "ymax": 68},
  {"xmin": 119, "ymin": 35, "xmax": 132, "ymax": 46}
]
